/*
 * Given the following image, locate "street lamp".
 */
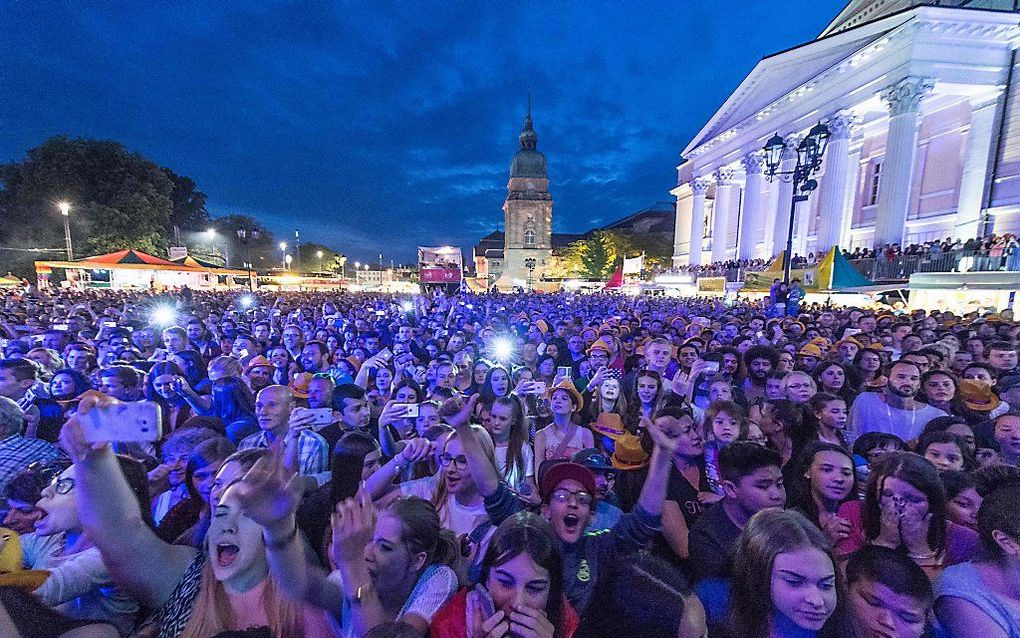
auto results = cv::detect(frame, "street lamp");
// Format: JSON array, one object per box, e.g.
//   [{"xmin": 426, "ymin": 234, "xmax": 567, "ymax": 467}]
[
  {"xmin": 279, "ymin": 242, "xmax": 288, "ymax": 269},
  {"xmin": 761, "ymin": 121, "xmax": 830, "ymax": 285},
  {"xmin": 316, "ymin": 250, "xmax": 324, "ymax": 272},
  {"xmin": 236, "ymin": 227, "xmax": 260, "ymax": 292},
  {"xmin": 57, "ymin": 202, "xmax": 73, "ymax": 260},
  {"xmin": 524, "ymin": 257, "xmax": 537, "ymax": 291},
  {"xmin": 285, "ymin": 254, "xmax": 293, "ymax": 270},
  {"xmin": 205, "ymin": 228, "xmax": 229, "ymax": 266}
]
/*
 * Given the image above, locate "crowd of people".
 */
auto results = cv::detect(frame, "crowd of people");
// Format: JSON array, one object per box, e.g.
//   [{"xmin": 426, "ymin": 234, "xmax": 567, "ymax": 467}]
[{"xmin": 0, "ymin": 286, "xmax": 1018, "ymax": 638}]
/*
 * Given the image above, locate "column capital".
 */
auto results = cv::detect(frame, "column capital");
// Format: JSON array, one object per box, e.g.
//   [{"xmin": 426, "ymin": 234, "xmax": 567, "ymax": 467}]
[
  {"xmin": 784, "ymin": 133, "xmax": 805, "ymax": 152},
  {"xmin": 691, "ymin": 177, "xmax": 712, "ymax": 195},
  {"xmin": 880, "ymin": 77, "xmax": 934, "ymax": 117},
  {"xmin": 713, "ymin": 167, "xmax": 737, "ymax": 185},
  {"xmin": 825, "ymin": 111, "xmax": 860, "ymax": 140},
  {"xmin": 742, "ymin": 150, "xmax": 766, "ymax": 175}
]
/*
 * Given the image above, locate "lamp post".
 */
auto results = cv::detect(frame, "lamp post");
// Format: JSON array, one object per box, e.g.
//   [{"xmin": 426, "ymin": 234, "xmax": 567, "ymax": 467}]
[
  {"xmin": 57, "ymin": 202, "xmax": 73, "ymax": 261},
  {"xmin": 316, "ymin": 250, "xmax": 324, "ymax": 272},
  {"xmin": 206, "ymin": 228, "xmax": 229, "ymax": 266},
  {"xmin": 524, "ymin": 257, "xmax": 537, "ymax": 291},
  {"xmin": 236, "ymin": 227, "xmax": 260, "ymax": 292},
  {"xmin": 279, "ymin": 242, "xmax": 288, "ymax": 270},
  {"xmin": 761, "ymin": 121, "xmax": 830, "ymax": 285},
  {"xmin": 285, "ymin": 254, "xmax": 293, "ymax": 270}
]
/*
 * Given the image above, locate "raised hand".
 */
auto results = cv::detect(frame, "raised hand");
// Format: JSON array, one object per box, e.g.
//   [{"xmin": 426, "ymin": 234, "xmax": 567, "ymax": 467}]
[
  {"xmin": 379, "ymin": 400, "xmax": 412, "ymax": 428},
  {"xmin": 446, "ymin": 393, "xmax": 479, "ymax": 429},
  {"xmin": 647, "ymin": 415, "xmax": 680, "ymax": 457},
  {"xmin": 329, "ymin": 489, "xmax": 376, "ymax": 567},
  {"xmin": 507, "ymin": 604, "xmax": 555, "ymax": 638},
  {"xmin": 231, "ymin": 449, "xmax": 303, "ymax": 531}
]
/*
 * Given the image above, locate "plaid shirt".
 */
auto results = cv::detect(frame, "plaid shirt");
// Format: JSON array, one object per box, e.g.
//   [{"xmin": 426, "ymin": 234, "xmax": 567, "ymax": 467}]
[
  {"xmin": 237, "ymin": 428, "xmax": 328, "ymax": 477},
  {"xmin": 0, "ymin": 434, "xmax": 68, "ymax": 495}
]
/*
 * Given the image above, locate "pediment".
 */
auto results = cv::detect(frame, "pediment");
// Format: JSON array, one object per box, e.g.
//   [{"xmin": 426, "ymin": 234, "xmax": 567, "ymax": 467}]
[{"xmin": 683, "ymin": 14, "xmax": 909, "ymax": 156}]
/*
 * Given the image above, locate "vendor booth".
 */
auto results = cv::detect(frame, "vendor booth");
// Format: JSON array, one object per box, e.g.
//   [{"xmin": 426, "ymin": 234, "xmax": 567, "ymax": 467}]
[{"xmin": 35, "ymin": 250, "xmax": 250, "ymax": 290}]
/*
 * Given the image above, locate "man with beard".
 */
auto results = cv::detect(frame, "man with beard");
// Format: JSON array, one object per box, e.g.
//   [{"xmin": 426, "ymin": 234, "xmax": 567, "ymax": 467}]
[
  {"xmin": 742, "ymin": 345, "xmax": 778, "ymax": 405},
  {"xmin": 299, "ymin": 340, "xmax": 329, "ymax": 374},
  {"xmin": 243, "ymin": 355, "xmax": 274, "ymax": 394},
  {"xmin": 452, "ymin": 396, "xmax": 677, "ymax": 633},
  {"xmin": 849, "ymin": 360, "xmax": 946, "ymax": 441}
]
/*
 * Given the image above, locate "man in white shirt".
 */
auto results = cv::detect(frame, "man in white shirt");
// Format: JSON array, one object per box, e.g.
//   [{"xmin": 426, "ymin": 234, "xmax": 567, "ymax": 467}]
[{"xmin": 849, "ymin": 360, "xmax": 946, "ymax": 442}]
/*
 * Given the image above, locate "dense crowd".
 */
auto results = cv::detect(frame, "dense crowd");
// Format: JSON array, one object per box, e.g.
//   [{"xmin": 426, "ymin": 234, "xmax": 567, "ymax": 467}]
[{"xmin": 0, "ymin": 287, "xmax": 1018, "ymax": 638}]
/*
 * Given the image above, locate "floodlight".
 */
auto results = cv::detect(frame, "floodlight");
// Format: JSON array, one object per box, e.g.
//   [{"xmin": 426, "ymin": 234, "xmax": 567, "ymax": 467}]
[
  {"xmin": 151, "ymin": 305, "xmax": 177, "ymax": 327},
  {"xmin": 492, "ymin": 337, "xmax": 514, "ymax": 361},
  {"xmin": 239, "ymin": 294, "xmax": 255, "ymax": 309}
]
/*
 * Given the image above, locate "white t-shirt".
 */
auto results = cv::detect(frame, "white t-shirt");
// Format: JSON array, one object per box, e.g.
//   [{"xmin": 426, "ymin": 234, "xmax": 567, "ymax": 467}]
[
  {"xmin": 494, "ymin": 442, "xmax": 535, "ymax": 491},
  {"xmin": 849, "ymin": 392, "xmax": 947, "ymax": 441},
  {"xmin": 327, "ymin": 564, "xmax": 458, "ymax": 638},
  {"xmin": 400, "ymin": 474, "xmax": 489, "ymax": 536}
]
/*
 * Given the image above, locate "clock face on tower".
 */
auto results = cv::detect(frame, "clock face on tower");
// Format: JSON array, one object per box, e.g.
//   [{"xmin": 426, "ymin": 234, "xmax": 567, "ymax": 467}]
[{"xmin": 526, "ymin": 180, "xmax": 535, "ymax": 190}]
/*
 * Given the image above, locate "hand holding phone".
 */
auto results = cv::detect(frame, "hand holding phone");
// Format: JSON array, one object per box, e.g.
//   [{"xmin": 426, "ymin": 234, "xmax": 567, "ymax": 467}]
[{"xmin": 80, "ymin": 401, "xmax": 162, "ymax": 443}]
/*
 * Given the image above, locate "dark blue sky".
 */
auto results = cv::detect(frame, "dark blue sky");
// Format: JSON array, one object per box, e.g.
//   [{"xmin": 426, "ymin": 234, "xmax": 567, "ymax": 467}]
[{"xmin": 1, "ymin": 1, "xmax": 846, "ymax": 262}]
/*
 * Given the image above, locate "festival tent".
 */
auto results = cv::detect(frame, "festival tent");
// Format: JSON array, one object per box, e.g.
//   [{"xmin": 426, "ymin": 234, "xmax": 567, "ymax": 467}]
[
  {"xmin": 743, "ymin": 246, "xmax": 876, "ymax": 292},
  {"xmin": 604, "ymin": 266, "xmax": 624, "ymax": 289},
  {"xmin": 0, "ymin": 274, "xmax": 22, "ymax": 288},
  {"xmin": 35, "ymin": 249, "xmax": 249, "ymax": 290}
]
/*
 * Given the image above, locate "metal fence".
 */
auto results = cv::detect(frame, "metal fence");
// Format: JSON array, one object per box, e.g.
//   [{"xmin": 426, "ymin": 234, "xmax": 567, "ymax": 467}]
[{"xmin": 847, "ymin": 250, "xmax": 1020, "ymax": 281}]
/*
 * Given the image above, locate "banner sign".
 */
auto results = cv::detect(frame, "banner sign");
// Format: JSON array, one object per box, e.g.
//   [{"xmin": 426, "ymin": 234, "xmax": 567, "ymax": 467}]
[
  {"xmin": 420, "ymin": 268, "xmax": 461, "ymax": 283},
  {"xmin": 623, "ymin": 254, "xmax": 643, "ymax": 275}
]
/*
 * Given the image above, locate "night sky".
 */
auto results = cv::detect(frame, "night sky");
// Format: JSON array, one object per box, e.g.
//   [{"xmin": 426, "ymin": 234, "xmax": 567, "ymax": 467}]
[{"xmin": 1, "ymin": 1, "xmax": 846, "ymax": 262}]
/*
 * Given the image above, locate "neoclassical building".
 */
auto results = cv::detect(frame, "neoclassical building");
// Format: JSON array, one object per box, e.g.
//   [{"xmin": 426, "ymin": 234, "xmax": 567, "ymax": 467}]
[{"xmin": 672, "ymin": 0, "xmax": 1020, "ymax": 267}]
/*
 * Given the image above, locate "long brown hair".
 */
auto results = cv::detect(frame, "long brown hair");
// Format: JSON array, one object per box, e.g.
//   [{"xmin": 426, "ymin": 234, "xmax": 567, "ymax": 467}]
[
  {"xmin": 726, "ymin": 508, "xmax": 858, "ymax": 638},
  {"xmin": 492, "ymin": 395, "xmax": 529, "ymax": 482},
  {"xmin": 179, "ymin": 560, "xmax": 304, "ymax": 638}
]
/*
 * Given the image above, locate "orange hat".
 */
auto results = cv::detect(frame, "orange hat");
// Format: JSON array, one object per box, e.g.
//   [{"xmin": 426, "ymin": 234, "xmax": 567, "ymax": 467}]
[
  {"xmin": 586, "ymin": 339, "xmax": 612, "ymax": 356},
  {"xmin": 244, "ymin": 355, "xmax": 273, "ymax": 374},
  {"xmin": 548, "ymin": 379, "xmax": 583, "ymax": 412},
  {"xmin": 797, "ymin": 343, "xmax": 823, "ymax": 359},
  {"xmin": 592, "ymin": 413, "xmax": 626, "ymax": 440},
  {"xmin": 611, "ymin": 434, "xmax": 649, "ymax": 470},
  {"xmin": 344, "ymin": 355, "xmax": 362, "ymax": 373},
  {"xmin": 534, "ymin": 319, "xmax": 550, "ymax": 335},
  {"xmin": 959, "ymin": 379, "xmax": 1001, "ymax": 412},
  {"xmin": 290, "ymin": 372, "xmax": 314, "ymax": 399}
]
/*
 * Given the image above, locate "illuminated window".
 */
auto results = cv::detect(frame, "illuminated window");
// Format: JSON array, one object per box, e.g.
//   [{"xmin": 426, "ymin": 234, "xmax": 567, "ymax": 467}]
[
  {"xmin": 868, "ymin": 161, "xmax": 882, "ymax": 206},
  {"xmin": 524, "ymin": 228, "xmax": 535, "ymax": 246}
]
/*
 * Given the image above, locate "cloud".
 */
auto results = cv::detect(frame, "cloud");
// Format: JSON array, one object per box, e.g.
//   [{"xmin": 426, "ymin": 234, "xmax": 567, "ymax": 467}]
[{"xmin": 0, "ymin": 0, "xmax": 846, "ymax": 261}]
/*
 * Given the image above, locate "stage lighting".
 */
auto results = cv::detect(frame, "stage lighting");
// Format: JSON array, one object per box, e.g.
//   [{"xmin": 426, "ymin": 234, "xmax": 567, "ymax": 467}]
[
  {"xmin": 151, "ymin": 305, "xmax": 177, "ymax": 327},
  {"xmin": 492, "ymin": 337, "xmax": 514, "ymax": 361}
]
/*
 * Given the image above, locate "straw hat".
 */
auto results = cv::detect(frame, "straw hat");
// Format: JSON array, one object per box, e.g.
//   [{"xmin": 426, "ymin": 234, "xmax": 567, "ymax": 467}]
[
  {"xmin": 611, "ymin": 433, "xmax": 649, "ymax": 470},
  {"xmin": 592, "ymin": 413, "xmax": 626, "ymax": 440},
  {"xmin": 797, "ymin": 343, "xmax": 824, "ymax": 359},
  {"xmin": 290, "ymin": 372, "xmax": 314, "ymax": 399},
  {"xmin": 548, "ymin": 379, "xmax": 584, "ymax": 412},
  {"xmin": 959, "ymin": 379, "xmax": 1001, "ymax": 412},
  {"xmin": 244, "ymin": 355, "xmax": 273, "ymax": 374}
]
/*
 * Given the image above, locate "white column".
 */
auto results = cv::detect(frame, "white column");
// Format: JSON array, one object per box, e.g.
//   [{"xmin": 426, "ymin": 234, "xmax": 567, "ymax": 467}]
[
  {"xmin": 711, "ymin": 167, "xmax": 737, "ymax": 263},
  {"xmin": 793, "ymin": 195, "xmax": 810, "ymax": 258},
  {"xmin": 687, "ymin": 177, "xmax": 711, "ymax": 266},
  {"xmin": 954, "ymin": 97, "xmax": 1000, "ymax": 239},
  {"xmin": 817, "ymin": 112, "xmax": 858, "ymax": 253},
  {"xmin": 738, "ymin": 152, "xmax": 765, "ymax": 261},
  {"xmin": 762, "ymin": 175, "xmax": 780, "ymax": 257},
  {"xmin": 771, "ymin": 135, "xmax": 802, "ymax": 258},
  {"xmin": 874, "ymin": 77, "xmax": 934, "ymax": 248},
  {"xmin": 841, "ymin": 142, "xmax": 863, "ymax": 249}
]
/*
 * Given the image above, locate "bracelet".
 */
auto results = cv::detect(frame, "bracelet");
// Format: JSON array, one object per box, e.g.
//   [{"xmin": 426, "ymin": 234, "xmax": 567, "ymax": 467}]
[{"xmin": 264, "ymin": 523, "xmax": 298, "ymax": 550}]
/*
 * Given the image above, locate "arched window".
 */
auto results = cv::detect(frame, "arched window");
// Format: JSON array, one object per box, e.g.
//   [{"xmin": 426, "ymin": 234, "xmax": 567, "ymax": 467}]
[{"xmin": 524, "ymin": 228, "xmax": 536, "ymax": 246}]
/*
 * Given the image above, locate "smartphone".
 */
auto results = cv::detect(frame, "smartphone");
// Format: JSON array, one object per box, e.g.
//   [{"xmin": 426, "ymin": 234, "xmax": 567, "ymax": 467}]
[
  {"xmin": 307, "ymin": 408, "xmax": 334, "ymax": 426},
  {"xmin": 375, "ymin": 310, "xmax": 386, "ymax": 316},
  {"xmin": 403, "ymin": 403, "xmax": 420, "ymax": 418},
  {"xmin": 52, "ymin": 324, "xmax": 69, "ymax": 331},
  {"xmin": 702, "ymin": 361, "xmax": 720, "ymax": 375},
  {"xmin": 844, "ymin": 328, "xmax": 862, "ymax": 336},
  {"xmin": 473, "ymin": 584, "xmax": 496, "ymax": 620},
  {"xmin": 102, "ymin": 320, "xmax": 117, "ymax": 328},
  {"xmin": 81, "ymin": 401, "xmax": 162, "ymax": 443},
  {"xmin": 530, "ymin": 381, "xmax": 547, "ymax": 395},
  {"xmin": 557, "ymin": 366, "xmax": 572, "ymax": 379},
  {"xmin": 378, "ymin": 348, "xmax": 392, "ymax": 361}
]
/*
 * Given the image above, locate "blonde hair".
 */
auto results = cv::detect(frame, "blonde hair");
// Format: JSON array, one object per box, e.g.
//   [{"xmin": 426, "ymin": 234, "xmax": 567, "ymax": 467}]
[
  {"xmin": 179, "ymin": 560, "xmax": 304, "ymax": 638},
  {"xmin": 207, "ymin": 355, "xmax": 243, "ymax": 382},
  {"xmin": 431, "ymin": 425, "xmax": 497, "ymax": 513},
  {"xmin": 781, "ymin": 371, "xmax": 816, "ymax": 399}
]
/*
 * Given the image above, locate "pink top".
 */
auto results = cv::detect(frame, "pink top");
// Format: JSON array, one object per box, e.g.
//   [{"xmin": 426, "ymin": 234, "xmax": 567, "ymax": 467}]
[{"xmin": 835, "ymin": 499, "xmax": 979, "ymax": 568}]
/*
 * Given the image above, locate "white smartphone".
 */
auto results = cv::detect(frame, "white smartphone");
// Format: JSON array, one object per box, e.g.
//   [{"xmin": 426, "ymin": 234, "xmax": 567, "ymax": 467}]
[
  {"xmin": 557, "ymin": 366, "xmax": 572, "ymax": 379},
  {"xmin": 307, "ymin": 407, "xmax": 334, "ymax": 427},
  {"xmin": 403, "ymin": 403, "xmax": 420, "ymax": 418},
  {"xmin": 702, "ymin": 361, "xmax": 720, "ymax": 375},
  {"xmin": 530, "ymin": 381, "xmax": 547, "ymax": 395},
  {"xmin": 844, "ymin": 328, "xmax": 862, "ymax": 336},
  {"xmin": 81, "ymin": 401, "xmax": 162, "ymax": 443}
]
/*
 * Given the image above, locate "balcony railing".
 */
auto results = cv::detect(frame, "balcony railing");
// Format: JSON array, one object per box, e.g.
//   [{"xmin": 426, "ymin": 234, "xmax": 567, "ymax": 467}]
[{"xmin": 847, "ymin": 250, "xmax": 1019, "ymax": 281}]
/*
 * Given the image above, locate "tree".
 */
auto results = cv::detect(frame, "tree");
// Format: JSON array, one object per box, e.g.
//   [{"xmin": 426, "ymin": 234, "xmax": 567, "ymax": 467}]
[
  {"xmin": 0, "ymin": 136, "xmax": 176, "ymax": 275},
  {"xmin": 165, "ymin": 170, "xmax": 209, "ymax": 233},
  {"xmin": 559, "ymin": 231, "xmax": 618, "ymax": 280}
]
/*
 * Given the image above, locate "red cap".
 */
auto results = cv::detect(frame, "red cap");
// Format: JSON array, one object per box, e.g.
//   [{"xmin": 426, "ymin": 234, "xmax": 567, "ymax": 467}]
[{"xmin": 540, "ymin": 461, "xmax": 597, "ymax": 502}]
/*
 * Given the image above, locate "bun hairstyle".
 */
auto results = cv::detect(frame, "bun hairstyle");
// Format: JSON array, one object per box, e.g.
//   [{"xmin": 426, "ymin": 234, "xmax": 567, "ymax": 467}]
[{"xmin": 388, "ymin": 496, "xmax": 458, "ymax": 569}]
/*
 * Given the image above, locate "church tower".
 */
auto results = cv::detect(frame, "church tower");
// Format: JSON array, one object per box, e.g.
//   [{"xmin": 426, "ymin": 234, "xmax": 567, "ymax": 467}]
[{"xmin": 500, "ymin": 97, "xmax": 553, "ymax": 288}]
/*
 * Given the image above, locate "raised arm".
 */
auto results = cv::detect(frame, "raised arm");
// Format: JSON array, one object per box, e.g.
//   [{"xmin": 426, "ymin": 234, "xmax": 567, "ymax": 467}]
[
  {"xmin": 61, "ymin": 398, "xmax": 195, "ymax": 610},
  {"xmin": 637, "ymin": 416, "xmax": 679, "ymax": 517},
  {"xmin": 447, "ymin": 396, "xmax": 501, "ymax": 498},
  {"xmin": 232, "ymin": 450, "xmax": 344, "ymax": 613},
  {"xmin": 362, "ymin": 438, "xmax": 431, "ymax": 500}
]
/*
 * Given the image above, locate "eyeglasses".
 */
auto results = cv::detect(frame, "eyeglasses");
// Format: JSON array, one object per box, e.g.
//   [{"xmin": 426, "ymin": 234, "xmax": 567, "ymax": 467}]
[
  {"xmin": 438, "ymin": 454, "xmax": 469, "ymax": 469},
  {"xmin": 550, "ymin": 488, "xmax": 593, "ymax": 507},
  {"xmin": 50, "ymin": 475, "xmax": 75, "ymax": 495}
]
